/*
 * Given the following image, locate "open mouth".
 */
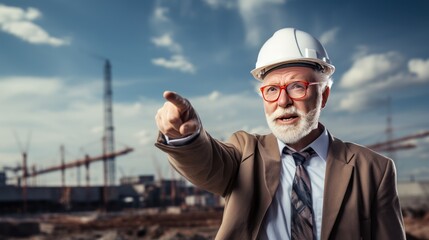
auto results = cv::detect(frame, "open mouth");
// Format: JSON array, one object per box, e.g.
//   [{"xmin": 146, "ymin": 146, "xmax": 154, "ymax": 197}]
[{"xmin": 276, "ymin": 114, "xmax": 299, "ymax": 122}]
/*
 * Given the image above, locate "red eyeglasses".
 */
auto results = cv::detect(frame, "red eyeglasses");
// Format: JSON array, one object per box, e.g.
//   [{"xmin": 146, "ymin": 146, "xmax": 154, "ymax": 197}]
[{"xmin": 260, "ymin": 81, "xmax": 323, "ymax": 102}]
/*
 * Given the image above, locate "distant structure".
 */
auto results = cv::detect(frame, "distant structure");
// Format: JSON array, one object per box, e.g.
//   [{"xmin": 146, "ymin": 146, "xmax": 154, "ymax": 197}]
[
  {"xmin": 0, "ymin": 58, "xmax": 137, "ymax": 212},
  {"xmin": 103, "ymin": 59, "xmax": 116, "ymax": 186},
  {"xmin": 385, "ymin": 96, "xmax": 395, "ymax": 160},
  {"xmin": 0, "ymin": 173, "xmax": 224, "ymax": 213}
]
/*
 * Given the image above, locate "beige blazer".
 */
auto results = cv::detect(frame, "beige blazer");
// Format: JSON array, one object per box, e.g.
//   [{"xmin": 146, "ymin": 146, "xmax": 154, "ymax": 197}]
[{"xmin": 155, "ymin": 128, "xmax": 405, "ymax": 240}]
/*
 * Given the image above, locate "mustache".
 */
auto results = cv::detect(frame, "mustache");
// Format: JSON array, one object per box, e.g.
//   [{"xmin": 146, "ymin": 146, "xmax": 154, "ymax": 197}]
[{"xmin": 268, "ymin": 107, "xmax": 302, "ymax": 119}]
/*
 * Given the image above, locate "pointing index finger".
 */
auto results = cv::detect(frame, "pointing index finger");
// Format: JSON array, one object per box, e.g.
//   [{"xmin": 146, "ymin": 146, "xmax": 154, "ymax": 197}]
[{"xmin": 163, "ymin": 91, "xmax": 190, "ymax": 112}]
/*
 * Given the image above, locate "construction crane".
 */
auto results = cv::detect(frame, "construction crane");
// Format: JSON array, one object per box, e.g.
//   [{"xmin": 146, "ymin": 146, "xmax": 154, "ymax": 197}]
[
  {"xmin": 13, "ymin": 131, "xmax": 31, "ymax": 212},
  {"xmin": 366, "ymin": 129, "xmax": 429, "ymax": 182},
  {"xmin": 20, "ymin": 147, "xmax": 133, "ymax": 179},
  {"xmin": 365, "ymin": 96, "xmax": 429, "ymax": 161},
  {"xmin": 2, "ymin": 58, "xmax": 128, "ymax": 211},
  {"xmin": 5, "ymin": 146, "xmax": 132, "ymax": 212},
  {"xmin": 367, "ymin": 130, "xmax": 429, "ymax": 153},
  {"xmin": 3, "ymin": 165, "xmax": 23, "ymax": 180},
  {"xmin": 103, "ymin": 59, "xmax": 116, "ymax": 186}
]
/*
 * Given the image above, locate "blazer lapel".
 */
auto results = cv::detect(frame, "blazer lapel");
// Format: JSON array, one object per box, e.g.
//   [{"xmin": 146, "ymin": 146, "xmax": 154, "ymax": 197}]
[
  {"xmin": 321, "ymin": 134, "xmax": 354, "ymax": 240},
  {"xmin": 260, "ymin": 133, "xmax": 282, "ymax": 199},
  {"xmin": 251, "ymin": 133, "xmax": 282, "ymax": 238},
  {"xmin": 253, "ymin": 133, "xmax": 282, "ymax": 214}
]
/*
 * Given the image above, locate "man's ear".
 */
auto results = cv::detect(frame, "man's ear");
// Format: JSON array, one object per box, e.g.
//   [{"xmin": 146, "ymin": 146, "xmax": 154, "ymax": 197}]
[{"xmin": 321, "ymin": 86, "xmax": 330, "ymax": 108}]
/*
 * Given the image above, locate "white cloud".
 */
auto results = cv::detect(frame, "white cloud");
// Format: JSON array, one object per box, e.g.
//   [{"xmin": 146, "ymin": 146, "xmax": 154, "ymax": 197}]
[
  {"xmin": 152, "ymin": 55, "xmax": 196, "ymax": 74},
  {"xmin": 208, "ymin": 91, "xmax": 221, "ymax": 101},
  {"xmin": 335, "ymin": 50, "xmax": 429, "ymax": 113},
  {"xmin": 335, "ymin": 90, "xmax": 373, "ymax": 112},
  {"xmin": 151, "ymin": 33, "xmax": 182, "ymax": 53},
  {"xmin": 351, "ymin": 45, "xmax": 370, "ymax": 61},
  {"xmin": 150, "ymin": 6, "xmax": 196, "ymax": 74},
  {"xmin": 25, "ymin": 7, "xmax": 41, "ymax": 20},
  {"xmin": 203, "ymin": 0, "xmax": 236, "ymax": 9},
  {"xmin": 408, "ymin": 58, "xmax": 429, "ymax": 81},
  {"xmin": 153, "ymin": 6, "xmax": 169, "ymax": 22},
  {"xmin": 319, "ymin": 27, "xmax": 340, "ymax": 46},
  {"xmin": 135, "ymin": 130, "xmax": 152, "ymax": 145},
  {"xmin": 339, "ymin": 51, "xmax": 403, "ymax": 89},
  {"xmin": 1, "ymin": 21, "xmax": 69, "ymax": 46},
  {"xmin": 0, "ymin": 5, "xmax": 40, "ymax": 22},
  {"xmin": 189, "ymin": 89, "xmax": 267, "ymax": 139},
  {"xmin": 201, "ymin": 0, "xmax": 286, "ymax": 47},
  {"xmin": 0, "ymin": 76, "xmax": 61, "ymax": 100},
  {"xmin": 90, "ymin": 126, "xmax": 103, "ymax": 135},
  {"xmin": 0, "ymin": 4, "xmax": 70, "ymax": 47},
  {"xmin": 237, "ymin": 0, "xmax": 285, "ymax": 47},
  {"xmin": 335, "ymin": 67, "xmax": 429, "ymax": 113}
]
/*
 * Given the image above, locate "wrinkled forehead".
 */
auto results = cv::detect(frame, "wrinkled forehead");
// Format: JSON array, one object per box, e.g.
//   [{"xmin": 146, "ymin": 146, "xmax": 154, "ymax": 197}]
[{"xmin": 263, "ymin": 66, "xmax": 317, "ymax": 84}]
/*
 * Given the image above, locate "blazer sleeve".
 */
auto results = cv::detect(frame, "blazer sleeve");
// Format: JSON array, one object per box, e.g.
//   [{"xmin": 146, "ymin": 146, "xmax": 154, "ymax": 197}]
[
  {"xmin": 372, "ymin": 158, "xmax": 406, "ymax": 239},
  {"xmin": 155, "ymin": 128, "xmax": 243, "ymax": 197}
]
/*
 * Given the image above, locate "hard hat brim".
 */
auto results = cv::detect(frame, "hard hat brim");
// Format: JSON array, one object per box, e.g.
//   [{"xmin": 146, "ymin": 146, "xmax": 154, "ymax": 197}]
[{"xmin": 251, "ymin": 58, "xmax": 335, "ymax": 81}]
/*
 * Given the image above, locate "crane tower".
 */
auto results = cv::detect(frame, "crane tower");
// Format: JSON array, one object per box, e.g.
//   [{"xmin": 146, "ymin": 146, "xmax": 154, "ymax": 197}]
[{"xmin": 103, "ymin": 59, "xmax": 116, "ymax": 185}]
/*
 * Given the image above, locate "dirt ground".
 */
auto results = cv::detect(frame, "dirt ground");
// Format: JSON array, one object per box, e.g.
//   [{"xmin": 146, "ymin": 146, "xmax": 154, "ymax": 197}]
[
  {"xmin": 404, "ymin": 212, "xmax": 429, "ymax": 240},
  {"xmin": 0, "ymin": 209, "xmax": 222, "ymax": 240},
  {"xmin": 1, "ymin": 209, "xmax": 429, "ymax": 240}
]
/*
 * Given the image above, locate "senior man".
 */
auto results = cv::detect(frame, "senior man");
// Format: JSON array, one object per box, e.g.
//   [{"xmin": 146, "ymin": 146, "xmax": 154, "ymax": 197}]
[{"xmin": 155, "ymin": 28, "xmax": 405, "ymax": 240}]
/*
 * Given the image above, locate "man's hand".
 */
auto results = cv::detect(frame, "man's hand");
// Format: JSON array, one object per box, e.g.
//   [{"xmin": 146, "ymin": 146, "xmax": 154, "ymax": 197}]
[{"xmin": 155, "ymin": 91, "xmax": 200, "ymax": 139}]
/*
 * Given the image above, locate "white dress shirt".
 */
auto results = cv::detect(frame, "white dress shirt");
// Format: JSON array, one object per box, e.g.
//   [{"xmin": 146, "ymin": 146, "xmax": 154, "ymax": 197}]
[{"xmin": 259, "ymin": 128, "xmax": 329, "ymax": 240}]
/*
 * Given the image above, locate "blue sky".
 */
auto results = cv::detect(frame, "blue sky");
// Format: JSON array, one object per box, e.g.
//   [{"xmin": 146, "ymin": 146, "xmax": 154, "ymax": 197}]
[{"xmin": 1, "ymin": 0, "xmax": 428, "ymax": 185}]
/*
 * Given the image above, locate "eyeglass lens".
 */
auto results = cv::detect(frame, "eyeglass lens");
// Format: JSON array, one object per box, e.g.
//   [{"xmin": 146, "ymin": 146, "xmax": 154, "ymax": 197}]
[{"xmin": 262, "ymin": 82, "xmax": 308, "ymax": 101}]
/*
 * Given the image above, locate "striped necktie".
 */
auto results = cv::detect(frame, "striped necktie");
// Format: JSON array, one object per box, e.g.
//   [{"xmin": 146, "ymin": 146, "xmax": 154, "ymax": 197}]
[{"xmin": 284, "ymin": 147, "xmax": 316, "ymax": 240}]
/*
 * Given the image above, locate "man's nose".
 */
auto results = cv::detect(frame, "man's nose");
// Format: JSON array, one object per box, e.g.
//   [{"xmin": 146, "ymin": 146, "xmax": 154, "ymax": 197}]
[{"xmin": 277, "ymin": 89, "xmax": 293, "ymax": 107}]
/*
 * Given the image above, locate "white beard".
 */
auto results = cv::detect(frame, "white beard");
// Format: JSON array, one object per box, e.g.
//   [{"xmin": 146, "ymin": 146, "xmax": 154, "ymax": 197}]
[{"xmin": 265, "ymin": 97, "xmax": 322, "ymax": 144}]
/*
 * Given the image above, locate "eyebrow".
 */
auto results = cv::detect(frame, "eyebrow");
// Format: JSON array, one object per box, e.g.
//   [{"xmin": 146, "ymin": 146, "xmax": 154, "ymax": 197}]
[{"xmin": 264, "ymin": 75, "xmax": 307, "ymax": 85}]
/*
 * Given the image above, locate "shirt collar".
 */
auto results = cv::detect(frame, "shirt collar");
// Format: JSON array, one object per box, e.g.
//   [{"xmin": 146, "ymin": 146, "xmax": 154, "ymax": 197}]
[{"xmin": 276, "ymin": 126, "xmax": 329, "ymax": 162}]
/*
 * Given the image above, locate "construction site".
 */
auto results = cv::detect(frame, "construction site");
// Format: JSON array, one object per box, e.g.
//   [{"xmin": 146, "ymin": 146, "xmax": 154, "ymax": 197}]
[
  {"xmin": 0, "ymin": 59, "xmax": 224, "ymax": 240},
  {"xmin": 0, "ymin": 60, "xmax": 428, "ymax": 240}
]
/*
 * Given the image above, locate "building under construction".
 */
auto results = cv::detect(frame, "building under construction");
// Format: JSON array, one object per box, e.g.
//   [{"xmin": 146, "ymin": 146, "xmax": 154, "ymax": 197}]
[
  {"xmin": 0, "ymin": 59, "xmax": 223, "ymax": 214},
  {"xmin": 0, "ymin": 59, "xmax": 128, "ymax": 213},
  {"xmin": 0, "ymin": 172, "xmax": 223, "ymax": 214}
]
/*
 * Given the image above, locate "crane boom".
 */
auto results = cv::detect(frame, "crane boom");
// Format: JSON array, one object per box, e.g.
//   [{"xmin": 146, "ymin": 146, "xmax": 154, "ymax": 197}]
[
  {"xmin": 367, "ymin": 130, "xmax": 429, "ymax": 151},
  {"xmin": 11, "ymin": 147, "xmax": 133, "ymax": 179},
  {"xmin": 372, "ymin": 143, "xmax": 416, "ymax": 152}
]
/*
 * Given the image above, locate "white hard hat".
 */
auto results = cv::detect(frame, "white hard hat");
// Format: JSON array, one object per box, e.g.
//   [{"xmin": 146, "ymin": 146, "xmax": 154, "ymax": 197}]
[{"xmin": 251, "ymin": 28, "xmax": 335, "ymax": 81}]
